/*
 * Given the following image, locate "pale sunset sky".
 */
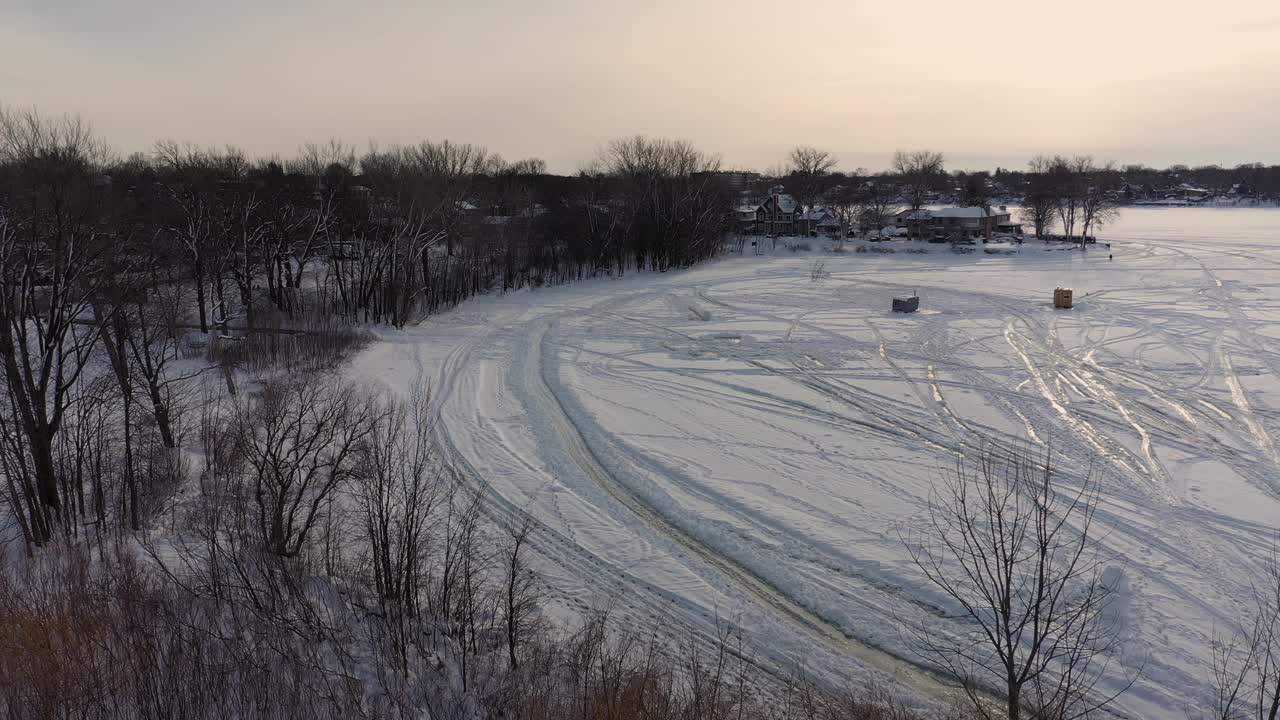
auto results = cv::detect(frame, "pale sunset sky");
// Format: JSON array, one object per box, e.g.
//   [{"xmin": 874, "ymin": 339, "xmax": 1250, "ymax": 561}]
[{"xmin": 2, "ymin": 0, "xmax": 1278, "ymax": 173}]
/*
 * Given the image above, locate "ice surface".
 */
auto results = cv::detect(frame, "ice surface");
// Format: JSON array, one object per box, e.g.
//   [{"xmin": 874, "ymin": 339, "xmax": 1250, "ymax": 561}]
[{"xmin": 349, "ymin": 208, "xmax": 1280, "ymax": 717}]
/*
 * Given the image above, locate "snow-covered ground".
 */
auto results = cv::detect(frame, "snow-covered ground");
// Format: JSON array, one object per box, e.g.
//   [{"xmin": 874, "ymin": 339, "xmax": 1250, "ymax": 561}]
[{"xmin": 350, "ymin": 207, "xmax": 1280, "ymax": 717}]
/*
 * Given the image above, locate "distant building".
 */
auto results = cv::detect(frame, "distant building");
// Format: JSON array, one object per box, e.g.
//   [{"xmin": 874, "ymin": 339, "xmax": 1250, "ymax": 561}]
[
  {"xmin": 722, "ymin": 171, "xmax": 762, "ymax": 193},
  {"xmin": 695, "ymin": 170, "xmax": 762, "ymax": 194}
]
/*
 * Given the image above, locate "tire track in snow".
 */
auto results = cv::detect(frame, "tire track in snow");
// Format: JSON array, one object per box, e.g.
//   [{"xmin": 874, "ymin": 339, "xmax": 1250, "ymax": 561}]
[
  {"xmin": 528, "ymin": 318, "xmax": 957, "ymax": 701},
  {"xmin": 1221, "ymin": 350, "xmax": 1280, "ymax": 490},
  {"xmin": 1004, "ymin": 322, "xmax": 1148, "ymax": 483},
  {"xmin": 424, "ymin": 314, "xmax": 852, "ymax": 694},
  {"xmin": 1142, "ymin": 241, "xmax": 1280, "ymax": 493}
]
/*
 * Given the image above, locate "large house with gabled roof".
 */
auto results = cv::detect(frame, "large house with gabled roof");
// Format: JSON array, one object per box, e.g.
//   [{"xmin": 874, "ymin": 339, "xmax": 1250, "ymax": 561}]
[
  {"xmin": 733, "ymin": 187, "xmax": 845, "ymax": 237},
  {"xmin": 756, "ymin": 190, "xmax": 801, "ymax": 236},
  {"xmin": 895, "ymin": 206, "xmax": 1021, "ymax": 241}
]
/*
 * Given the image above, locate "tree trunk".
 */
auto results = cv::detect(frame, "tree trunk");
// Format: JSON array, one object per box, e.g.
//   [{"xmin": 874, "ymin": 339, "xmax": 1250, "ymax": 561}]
[
  {"xmin": 1007, "ymin": 677, "xmax": 1021, "ymax": 720},
  {"xmin": 122, "ymin": 388, "xmax": 138, "ymax": 531},
  {"xmin": 31, "ymin": 432, "xmax": 60, "ymax": 513},
  {"xmin": 145, "ymin": 377, "xmax": 176, "ymax": 448},
  {"xmin": 238, "ymin": 278, "xmax": 255, "ymax": 330},
  {"xmin": 194, "ymin": 257, "xmax": 209, "ymax": 333}
]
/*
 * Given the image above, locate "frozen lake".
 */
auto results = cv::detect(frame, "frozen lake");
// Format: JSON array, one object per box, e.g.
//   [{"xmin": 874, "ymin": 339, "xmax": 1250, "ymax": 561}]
[{"xmin": 352, "ymin": 207, "xmax": 1280, "ymax": 718}]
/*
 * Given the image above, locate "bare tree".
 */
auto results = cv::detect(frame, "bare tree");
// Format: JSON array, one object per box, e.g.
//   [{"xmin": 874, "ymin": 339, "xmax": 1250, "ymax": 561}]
[
  {"xmin": 856, "ymin": 179, "xmax": 902, "ymax": 237},
  {"xmin": 893, "ymin": 150, "xmax": 945, "ymax": 240},
  {"xmin": 1208, "ymin": 540, "xmax": 1280, "ymax": 720},
  {"xmin": 893, "ymin": 149, "xmax": 946, "ymax": 212},
  {"xmin": 0, "ymin": 107, "xmax": 116, "ymax": 545},
  {"xmin": 789, "ymin": 146, "xmax": 838, "ymax": 178},
  {"xmin": 505, "ymin": 157, "xmax": 547, "ymax": 176},
  {"xmin": 404, "ymin": 139, "xmax": 490, "ymax": 257},
  {"xmin": 119, "ymin": 283, "xmax": 201, "ymax": 449},
  {"xmin": 504, "ymin": 516, "xmax": 542, "ymax": 669},
  {"xmin": 1021, "ymin": 156, "xmax": 1059, "ymax": 239},
  {"xmin": 596, "ymin": 136, "xmax": 725, "ymax": 272},
  {"xmin": 1079, "ymin": 160, "xmax": 1121, "ymax": 243},
  {"xmin": 277, "ymin": 139, "xmax": 353, "ymax": 299},
  {"xmin": 903, "ymin": 445, "xmax": 1132, "ymax": 720},
  {"xmin": 228, "ymin": 376, "xmax": 376, "ymax": 557},
  {"xmin": 219, "ymin": 182, "xmax": 271, "ymax": 331},
  {"xmin": 435, "ymin": 478, "xmax": 489, "ymax": 690},
  {"xmin": 788, "ymin": 146, "xmax": 838, "ymax": 231},
  {"xmin": 154, "ymin": 141, "xmax": 220, "ymax": 333},
  {"xmin": 353, "ymin": 380, "xmax": 443, "ymax": 665},
  {"xmin": 1052, "ymin": 155, "xmax": 1089, "ymax": 240},
  {"xmin": 94, "ymin": 298, "xmax": 141, "ymax": 531}
]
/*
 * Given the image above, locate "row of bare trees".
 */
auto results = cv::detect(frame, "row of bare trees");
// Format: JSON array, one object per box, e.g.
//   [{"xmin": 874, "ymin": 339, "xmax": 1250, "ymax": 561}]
[
  {"xmin": 140, "ymin": 134, "xmax": 729, "ymax": 330},
  {"xmin": 1021, "ymin": 155, "xmax": 1121, "ymax": 240}
]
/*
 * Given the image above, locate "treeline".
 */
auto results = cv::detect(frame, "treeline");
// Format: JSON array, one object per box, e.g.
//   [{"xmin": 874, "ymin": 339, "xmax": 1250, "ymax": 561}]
[
  {"xmin": 1016, "ymin": 161, "xmax": 1280, "ymax": 198},
  {"xmin": 744, "ymin": 151, "xmax": 1279, "ymax": 228},
  {"xmin": 142, "ymin": 133, "xmax": 726, "ymax": 328},
  {"xmin": 4, "ymin": 108, "xmax": 731, "ymax": 338}
]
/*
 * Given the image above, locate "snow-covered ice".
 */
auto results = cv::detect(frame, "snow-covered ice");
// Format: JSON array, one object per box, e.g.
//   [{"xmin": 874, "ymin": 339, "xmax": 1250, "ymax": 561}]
[{"xmin": 350, "ymin": 208, "xmax": 1280, "ymax": 717}]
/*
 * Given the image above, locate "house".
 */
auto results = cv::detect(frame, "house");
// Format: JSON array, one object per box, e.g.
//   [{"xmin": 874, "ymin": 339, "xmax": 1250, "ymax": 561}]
[
  {"xmin": 896, "ymin": 206, "xmax": 1020, "ymax": 241},
  {"xmin": 1176, "ymin": 184, "xmax": 1214, "ymax": 200},
  {"xmin": 734, "ymin": 187, "xmax": 836, "ymax": 237},
  {"xmin": 755, "ymin": 189, "xmax": 800, "ymax": 236},
  {"xmin": 734, "ymin": 204, "xmax": 760, "ymax": 234},
  {"xmin": 799, "ymin": 209, "xmax": 844, "ymax": 237}
]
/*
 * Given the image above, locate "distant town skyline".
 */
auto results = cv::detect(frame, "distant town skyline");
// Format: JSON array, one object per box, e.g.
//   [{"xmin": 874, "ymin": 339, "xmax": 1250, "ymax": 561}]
[{"xmin": 3, "ymin": 0, "xmax": 1278, "ymax": 173}]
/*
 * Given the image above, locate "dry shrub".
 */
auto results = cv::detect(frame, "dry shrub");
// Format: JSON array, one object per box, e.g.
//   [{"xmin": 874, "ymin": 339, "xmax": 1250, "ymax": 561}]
[
  {"xmin": 487, "ymin": 610, "xmax": 968, "ymax": 720},
  {"xmin": 207, "ymin": 311, "xmax": 374, "ymax": 376},
  {"xmin": 0, "ymin": 544, "xmax": 364, "ymax": 720},
  {"xmin": 0, "ymin": 542, "xmax": 978, "ymax": 720}
]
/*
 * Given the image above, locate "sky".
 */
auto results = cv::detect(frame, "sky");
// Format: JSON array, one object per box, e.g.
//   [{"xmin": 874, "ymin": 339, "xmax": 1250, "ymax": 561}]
[{"xmin": 2, "ymin": 0, "xmax": 1278, "ymax": 174}]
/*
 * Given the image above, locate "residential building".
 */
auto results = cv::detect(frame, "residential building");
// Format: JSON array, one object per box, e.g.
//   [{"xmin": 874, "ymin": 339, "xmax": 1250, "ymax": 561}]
[
  {"xmin": 734, "ymin": 204, "xmax": 760, "ymax": 234},
  {"xmin": 896, "ymin": 206, "xmax": 1021, "ymax": 240},
  {"xmin": 756, "ymin": 189, "xmax": 800, "ymax": 236},
  {"xmin": 799, "ymin": 209, "xmax": 844, "ymax": 237}
]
